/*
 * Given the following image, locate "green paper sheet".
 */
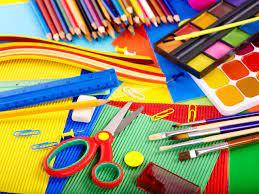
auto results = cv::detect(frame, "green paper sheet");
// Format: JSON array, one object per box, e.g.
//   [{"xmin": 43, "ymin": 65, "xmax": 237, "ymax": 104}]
[
  {"xmin": 62, "ymin": 105, "xmax": 219, "ymax": 193},
  {"xmin": 230, "ymin": 143, "xmax": 259, "ymax": 194}
]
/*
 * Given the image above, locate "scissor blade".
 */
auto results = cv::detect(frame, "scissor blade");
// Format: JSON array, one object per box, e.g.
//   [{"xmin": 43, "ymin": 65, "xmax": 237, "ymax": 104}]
[
  {"xmin": 104, "ymin": 101, "xmax": 133, "ymax": 135},
  {"xmin": 114, "ymin": 106, "xmax": 144, "ymax": 136}
]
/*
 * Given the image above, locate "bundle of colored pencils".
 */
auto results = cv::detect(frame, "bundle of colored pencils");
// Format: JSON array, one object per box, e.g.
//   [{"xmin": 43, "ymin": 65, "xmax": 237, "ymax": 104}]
[{"xmin": 30, "ymin": 0, "xmax": 180, "ymax": 41}]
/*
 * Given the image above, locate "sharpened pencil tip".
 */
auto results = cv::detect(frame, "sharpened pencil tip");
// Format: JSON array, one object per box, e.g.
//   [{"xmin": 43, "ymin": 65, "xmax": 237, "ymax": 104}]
[{"xmin": 53, "ymin": 34, "xmax": 60, "ymax": 41}]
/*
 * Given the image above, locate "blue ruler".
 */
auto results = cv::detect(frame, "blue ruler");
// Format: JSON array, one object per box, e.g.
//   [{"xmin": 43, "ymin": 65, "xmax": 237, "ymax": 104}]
[{"xmin": 0, "ymin": 69, "xmax": 119, "ymax": 111}]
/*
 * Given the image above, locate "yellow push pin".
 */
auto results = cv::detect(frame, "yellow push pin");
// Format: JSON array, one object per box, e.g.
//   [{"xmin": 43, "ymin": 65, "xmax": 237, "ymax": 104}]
[
  {"xmin": 61, "ymin": 129, "xmax": 75, "ymax": 139},
  {"xmin": 124, "ymin": 151, "xmax": 144, "ymax": 167}
]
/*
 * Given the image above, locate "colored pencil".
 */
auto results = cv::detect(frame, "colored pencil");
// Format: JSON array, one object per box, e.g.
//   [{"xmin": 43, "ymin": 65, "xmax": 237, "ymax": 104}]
[
  {"xmin": 56, "ymin": 0, "xmax": 75, "ymax": 35},
  {"xmin": 76, "ymin": 0, "xmax": 98, "ymax": 39},
  {"xmin": 35, "ymin": 0, "xmax": 59, "ymax": 41},
  {"xmin": 139, "ymin": 0, "xmax": 157, "ymax": 26},
  {"xmin": 60, "ymin": 0, "xmax": 82, "ymax": 36},
  {"xmin": 43, "ymin": 0, "xmax": 66, "ymax": 39},
  {"xmin": 84, "ymin": 0, "xmax": 105, "ymax": 34},
  {"xmin": 106, "ymin": 22, "xmax": 116, "ymax": 38},
  {"xmin": 175, "ymin": 16, "xmax": 259, "ymax": 41},
  {"xmin": 50, "ymin": 0, "xmax": 72, "ymax": 41},
  {"xmin": 149, "ymin": 0, "xmax": 167, "ymax": 23},
  {"xmin": 118, "ymin": 0, "xmax": 133, "ymax": 25},
  {"xmin": 162, "ymin": 0, "xmax": 180, "ymax": 22},
  {"xmin": 176, "ymin": 111, "xmax": 259, "ymax": 127},
  {"xmin": 101, "ymin": 0, "xmax": 121, "ymax": 24},
  {"xmin": 110, "ymin": 0, "xmax": 128, "ymax": 23},
  {"xmin": 160, "ymin": 127, "xmax": 259, "ymax": 151},
  {"xmin": 65, "ymin": 0, "xmax": 92, "ymax": 41},
  {"xmin": 147, "ymin": 0, "xmax": 161, "ymax": 24},
  {"xmin": 156, "ymin": 0, "xmax": 174, "ymax": 23},
  {"xmin": 91, "ymin": 0, "xmax": 108, "ymax": 27},
  {"xmin": 179, "ymin": 134, "xmax": 259, "ymax": 161},
  {"xmin": 129, "ymin": 0, "xmax": 145, "ymax": 23},
  {"xmin": 122, "ymin": 0, "xmax": 133, "ymax": 14},
  {"xmin": 30, "ymin": 0, "xmax": 52, "ymax": 40},
  {"xmin": 79, "ymin": 0, "xmax": 97, "ymax": 30},
  {"xmin": 0, "ymin": 100, "xmax": 109, "ymax": 119},
  {"xmin": 149, "ymin": 115, "xmax": 259, "ymax": 140},
  {"xmin": 172, "ymin": 121, "xmax": 259, "ymax": 140},
  {"xmin": 97, "ymin": 0, "xmax": 112, "ymax": 22},
  {"xmin": 138, "ymin": 0, "xmax": 151, "ymax": 26}
]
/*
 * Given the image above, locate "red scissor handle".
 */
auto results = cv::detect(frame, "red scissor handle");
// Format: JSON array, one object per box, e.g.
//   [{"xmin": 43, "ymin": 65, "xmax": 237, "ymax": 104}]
[
  {"xmin": 43, "ymin": 137, "xmax": 98, "ymax": 177},
  {"xmin": 43, "ymin": 131, "xmax": 123, "ymax": 188}
]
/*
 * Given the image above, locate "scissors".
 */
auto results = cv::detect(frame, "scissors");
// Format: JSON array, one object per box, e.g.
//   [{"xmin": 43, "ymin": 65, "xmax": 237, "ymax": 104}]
[{"xmin": 43, "ymin": 102, "xmax": 143, "ymax": 188}]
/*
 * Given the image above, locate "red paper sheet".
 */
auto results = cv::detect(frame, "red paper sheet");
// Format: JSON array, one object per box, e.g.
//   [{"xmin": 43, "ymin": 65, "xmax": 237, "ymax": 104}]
[
  {"xmin": 112, "ymin": 26, "xmax": 158, "ymax": 67},
  {"xmin": 109, "ymin": 101, "xmax": 228, "ymax": 194}
]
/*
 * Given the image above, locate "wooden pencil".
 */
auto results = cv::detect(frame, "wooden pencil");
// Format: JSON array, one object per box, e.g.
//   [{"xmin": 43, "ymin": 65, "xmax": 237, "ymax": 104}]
[
  {"xmin": 91, "ymin": 0, "xmax": 109, "ymax": 27},
  {"xmin": 139, "ymin": 0, "xmax": 157, "ymax": 26},
  {"xmin": 149, "ymin": 0, "xmax": 167, "ymax": 23},
  {"xmin": 79, "ymin": 0, "xmax": 97, "ymax": 30},
  {"xmin": 156, "ymin": 0, "xmax": 174, "ymax": 23},
  {"xmin": 43, "ymin": 0, "xmax": 66, "ymax": 39},
  {"xmin": 110, "ymin": 0, "xmax": 128, "ymax": 24},
  {"xmin": 30, "ymin": 0, "xmax": 52, "ymax": 40},
  {"xmin": 163, "ymin": 0, "xmax": 180, "ymax": 22},
  {"xmin": 147, "ymin": 0, "xmax": 161, "ymax": 24},
  {"xmin": 60, "ymin": 0, "xmax": 82, "ymax": 36},
  {"xmin": 76, "ymin": 0, "xmax": 98, "ymax": 39},
  {"xmin": 122, "ymin": 0, "xmax": 133, "ymax": 14},
  {"xmin": 101, "ymin": 0, "xmax": 122, "ymax": 25},
  {"xmin": 56, "ymin": 0, "xmax": 75, "ymax": 35},
  {"xmin": 97, "ymin": 0, "xmax": 112, "ymax": 22},
  {"xmin": 118, "ymin": 0, "xmax": 134, "ymax": 25},
  {"xmin": 50, "ymin": 0, "xmax": 72, "ymax": 41},
  {"xmin": 129, "ymin": 0, "xmax": 145, "ymax": 23},
  {"xmin": 35, "ymin": 0, "xmax": 59, "ymax": 41},
  {"xmin": 65, "ymin": 0, "xmax": 92, "ymax": 41}
]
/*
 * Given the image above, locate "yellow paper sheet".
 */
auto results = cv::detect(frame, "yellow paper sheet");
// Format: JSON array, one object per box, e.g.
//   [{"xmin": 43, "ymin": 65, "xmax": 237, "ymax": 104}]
[
  {"xmin": 0, "ymin": 0, "xmax": 27, "ymax": 4},
  {"xmin": 110, "ymin": 82, "xmax": 173, "ymax": 103},
  {"xmin": 0, "ymin": 58, "xmax": 81, "ymax": 193}
]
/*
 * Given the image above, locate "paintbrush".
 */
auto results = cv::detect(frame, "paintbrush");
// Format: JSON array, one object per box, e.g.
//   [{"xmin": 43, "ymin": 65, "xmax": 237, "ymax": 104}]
[
  {"xmin": 159, "ymin": 127, "xmax": 259, "ymax": 151},
  {"xmin": 172, "ymin": 121, "xmax": 259, "ymax": 140},
  {"xmin": 149, "ymin": 115, "xmax": 259, "ymax": 141},
  {"xmin": 173, "ymin": 111, "xmax": 259, "ymax": 127},
  {"xmin": 179, "ymin": 134, "xmax": 259, "ymax": 161}
]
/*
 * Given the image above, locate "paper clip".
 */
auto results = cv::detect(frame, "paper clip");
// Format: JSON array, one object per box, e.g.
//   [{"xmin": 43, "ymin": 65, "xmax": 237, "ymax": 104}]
[
  {"xmin": 13, "ymin": 129, "xmax": 41, "ymax": 137},
  {"xmin": 151, "ymin": 108, "xmax": 175, "ymax": 121},
  {"xmin": 187, "ymin": 105, "xmax": 197, "ymax": 123},
  {"xmin": 31, "ymin": 142, "xmax": 58, "ymax": 150},
  {"xmin": 61, "ymin": 129, "xmax": 75, "ymax": 139},
  {"xmin": 122, "ymin": 87, "xmax": 145, "ymax": 100}
]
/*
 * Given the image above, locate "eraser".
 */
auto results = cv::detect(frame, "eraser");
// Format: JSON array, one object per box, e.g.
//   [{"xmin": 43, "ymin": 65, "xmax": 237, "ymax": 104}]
[{"xmin": 72, "ymin": 95, "xmax": 96, "ymax": 123}]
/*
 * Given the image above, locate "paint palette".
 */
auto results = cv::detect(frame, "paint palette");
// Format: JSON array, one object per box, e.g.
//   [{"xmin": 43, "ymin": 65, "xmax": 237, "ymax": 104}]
[
  {"xmin": 155, "ymin": 0, "xmax": 259, "ymax": 78},
  {"xmin": 192, "ymin": 33, "xmax": 259, "ymax": 115}
]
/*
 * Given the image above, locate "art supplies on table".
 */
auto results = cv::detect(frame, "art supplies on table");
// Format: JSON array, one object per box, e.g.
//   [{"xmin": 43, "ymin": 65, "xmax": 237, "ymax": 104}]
[
  {"xmin": 30, "ymin": 0, "xmax": 180, "ymax": 41},
  {"xmin": 109, "ymin": 101, "xmax": 228, "ymax": 194},
  {"xmin": 61, "ymin": 104, "xmax": 220, "ymax": 193},
  {"xmin": 160, "ymin": 127, "xmax": 259, "ymax": 151},
  {"xmin": 136, "ymin": 162, "xmax": 201, "ymax": 194},
  {"xmin": 179, "ymin": 134, "xmax": 259, "ymax": 161},
  {"xmin": 44, "ymin": 102, "xmax": 143, "ymax": 188},
  {"xmin": 155, "ymin": 0, "xmax": 259, "ymax": 78},
  {"xmin": 0, "ymin": 69, "xmax": 118, "ymax": 111},
  {"xmin": 192, "ymin": 33, "xmax": 259, "ymax": 115}
]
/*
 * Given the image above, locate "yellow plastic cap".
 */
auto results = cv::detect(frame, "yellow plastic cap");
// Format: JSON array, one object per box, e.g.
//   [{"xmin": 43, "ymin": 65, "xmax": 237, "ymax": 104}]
[{"xmin": 124, "ymin": 151, "xmax": 144, "ymax": 167}]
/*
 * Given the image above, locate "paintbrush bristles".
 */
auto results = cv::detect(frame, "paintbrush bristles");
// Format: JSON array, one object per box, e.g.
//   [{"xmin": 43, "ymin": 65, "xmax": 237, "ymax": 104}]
[
  {"xmin": 171, "ymin": 133, "xmax": 188, "ymax": 140},
  {"xmin": 178, "ymin": 151, "xmax": 192, "ymax": 161}
]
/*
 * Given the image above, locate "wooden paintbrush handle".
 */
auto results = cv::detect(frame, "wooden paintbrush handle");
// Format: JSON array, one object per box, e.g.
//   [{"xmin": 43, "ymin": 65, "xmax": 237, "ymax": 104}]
[
  {"xmin": 228, "ymin": 134, "xmax": 259, "ymax": 147},
  {"xmin": 204, "ymin": 127, "xmax": 259, "ymax": 142}
]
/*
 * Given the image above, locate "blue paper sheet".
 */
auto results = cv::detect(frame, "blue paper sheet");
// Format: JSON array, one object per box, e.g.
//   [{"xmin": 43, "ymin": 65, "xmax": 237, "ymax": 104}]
[{"xmin": 145, "ymin": 0, "xmax": 205, "ymax": 102}]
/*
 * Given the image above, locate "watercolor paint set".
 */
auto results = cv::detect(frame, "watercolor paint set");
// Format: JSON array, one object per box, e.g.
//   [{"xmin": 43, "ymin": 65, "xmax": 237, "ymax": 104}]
[
  {"xmin": 192, "ymin": 33, "xmax": 259, "ymax": 115},
  {"xmin": 155, "ymin": 0, "xmax": 259, "ymax": 78}
]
